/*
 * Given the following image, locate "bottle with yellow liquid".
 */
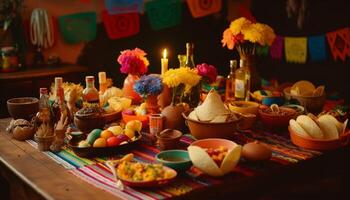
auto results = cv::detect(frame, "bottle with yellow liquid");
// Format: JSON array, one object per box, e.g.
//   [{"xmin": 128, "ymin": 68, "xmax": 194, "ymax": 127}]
[
  {"xmin": 234, "ymin": 59, "xmax": 251, "ymax": 101},
  {"xmin": 225, "ymin": 60, "xmax": 237, "ymax": 101}
]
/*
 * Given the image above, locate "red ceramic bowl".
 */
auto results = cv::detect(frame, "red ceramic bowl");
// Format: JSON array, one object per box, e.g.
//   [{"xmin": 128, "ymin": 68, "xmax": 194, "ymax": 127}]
[
  {"xmin": 122, "ymin": 111, "xmax": 149, "ymax": 128},
  {"xmin": 259, "ymin": 107, "xmax": 296, "ymax": 129},
  {"xmin": 289, "ymin": 126, "xmax": 350, "ymax": 150}
]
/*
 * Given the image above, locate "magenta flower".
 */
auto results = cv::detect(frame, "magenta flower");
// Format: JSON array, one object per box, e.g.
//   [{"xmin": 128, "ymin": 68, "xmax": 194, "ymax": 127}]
[
  {"xmin": 196, "ymin": 63, "xmax": 218, "ymax": 83},
  {"xmin": 117, "ymin": 48, "xmax": 149, "ymax": 75}
]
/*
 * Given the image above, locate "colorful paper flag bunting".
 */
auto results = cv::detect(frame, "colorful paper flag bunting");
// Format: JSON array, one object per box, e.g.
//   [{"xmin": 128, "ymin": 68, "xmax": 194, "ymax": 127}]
[
  {"xmin": 256, "ymin": 45, "xmax": 269, "ymax": 56},
  {"xmin": 105, "ymin": 0, "xmax": 143, "ymax": 15},
  {"xmin": 145, "ymin": 0, "xmax": 182, "ymax": 31},
  {"xmin": 308, "ymin": 35, "xmax": 327, "ymax": 61},
  {"xmin": 186, "ymin": 0, "xmax": 222, "ymax": 18},
  {"xmin": 284, "ymin": 37, "xmax": 307, "ymax": 63},
  {"xmin": 326, "ymin": 28, "xmax": 350, "ymax": 62},
  {"xmin": 102, "ymin": 10, "xmax": 140, "ymax": 40},
  {"xmin": 58, "ymin": 12, "xmax": 97, "ymax": 44},
  {"xmin": 270, "ymin": 35, "xmax": 284, "ymax": 60}
]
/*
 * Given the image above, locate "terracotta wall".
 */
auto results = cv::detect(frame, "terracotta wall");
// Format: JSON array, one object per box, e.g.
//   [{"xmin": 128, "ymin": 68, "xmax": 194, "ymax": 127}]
[{"xmin": 23, "ymin": 0, "xmax": 105, "ymax": 64}]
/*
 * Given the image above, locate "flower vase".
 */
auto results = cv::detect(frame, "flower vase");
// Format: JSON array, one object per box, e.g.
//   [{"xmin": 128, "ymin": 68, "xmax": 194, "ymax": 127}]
[
  {"xmin": 240, "ymin": 54, "xmax": 261, "ymax": 92},
  {"xmin": 146, "ymin": 94, "xmax": 160, "ymax": 114},
  {"xmin": 158, "ymin": 84, "xmax": 172, "ymax": 109},
  {"xmin": 123, "ymin": 74, "xmax": 142, "ymax": 104},
  {"xmin": 161, "ymin": 103, "xmax": 185, "ymax": 131}
]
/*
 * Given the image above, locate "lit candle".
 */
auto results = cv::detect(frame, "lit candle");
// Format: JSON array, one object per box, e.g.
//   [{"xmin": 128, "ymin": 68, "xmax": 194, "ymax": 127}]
[{"xmin": 161, "ymin": 49, "xmax": 168, "ymax": 75}]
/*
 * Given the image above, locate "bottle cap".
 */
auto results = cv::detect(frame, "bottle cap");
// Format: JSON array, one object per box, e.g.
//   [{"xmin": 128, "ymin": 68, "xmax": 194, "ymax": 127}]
[
  {"xmin": 40, "ymin": 88, "xmax": 48, "ymax": 95},
  {"xmin": 55, "ymin": 77, "xmax": 63, "ymax": 87},
  {"xmin": 86, "ymin": 76, "xmax": 95, "ymax": 82},
  {"xmin": 98, "ymin": 72, "xmax": 106, "ymax": 83}
]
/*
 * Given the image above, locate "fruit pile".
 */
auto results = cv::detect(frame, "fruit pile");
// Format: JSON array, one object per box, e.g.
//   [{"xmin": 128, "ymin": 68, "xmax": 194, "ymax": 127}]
[
  {"xmin": 78, "ymin": 120, "xmax": 142, "ymax": 148},
  {"xmin": 205, "ymin": 146, "xmax": 228, "ymax": 167}
]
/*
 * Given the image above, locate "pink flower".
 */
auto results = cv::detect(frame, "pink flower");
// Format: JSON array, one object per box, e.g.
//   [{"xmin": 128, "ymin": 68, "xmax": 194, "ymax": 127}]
[
  {"xmin": 117, "ymin": 48, "xmax": 149, "ymax": 75},
  {"xmin": 196, "ymin": 63, "xmax": 218, "ymax": 83}
]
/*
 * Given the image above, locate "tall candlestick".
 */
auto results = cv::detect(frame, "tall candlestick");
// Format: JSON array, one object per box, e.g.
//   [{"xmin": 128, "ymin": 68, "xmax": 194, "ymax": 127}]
[{"xmin": 161, "ymin": 49, "xmax": 168, "ymax": 75}]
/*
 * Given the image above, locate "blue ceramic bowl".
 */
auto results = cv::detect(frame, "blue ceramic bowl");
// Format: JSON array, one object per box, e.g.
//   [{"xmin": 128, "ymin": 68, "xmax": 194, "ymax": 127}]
[
  {"xmin": 156, "ymin": 150, "xmax": 192, "ymax": 172},
  {"xmin": 262, "ymin": 96, "xmax": 285, "ymax": 106}
]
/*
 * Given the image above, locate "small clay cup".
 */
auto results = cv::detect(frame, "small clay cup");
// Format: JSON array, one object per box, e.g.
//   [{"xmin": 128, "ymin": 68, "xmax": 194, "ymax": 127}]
[
  {"xmin": 34, "ymin": 134, "xmax": 55, "ymax": 151},
  {"xmin": 156, "ymin": 129, "xmax": 182, "ymax": 150}
]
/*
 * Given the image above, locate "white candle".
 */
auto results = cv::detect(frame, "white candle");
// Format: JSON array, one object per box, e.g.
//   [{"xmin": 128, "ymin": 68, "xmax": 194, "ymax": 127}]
[{"xmin": 161, "ymin": 49, "xmax": 168, "ymax": 75}]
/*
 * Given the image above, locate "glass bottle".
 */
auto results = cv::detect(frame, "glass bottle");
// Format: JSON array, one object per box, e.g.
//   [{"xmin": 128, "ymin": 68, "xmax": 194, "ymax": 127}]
[
  {"xmin": 98, "ymin": 72, "xmax": 107, "ymax": 94},
  {"xmin": 234, "ymin": 59, "xmax": 251, "ymax": 101},
  {"xmin": 184, "ymin": 42, "xmax": 195, "ymax": 68},
  {"xmin": 178, "ymin": 54, "xmax": 186, "ymax": 68},
  {"xmin": 35, "ymin": 88, "xmax": 54, "ymax": 135},
  {"xmin": 83, "ymin": 76, "xmax": 99, "ymax": 104},
  {"xmin": 52, "ymin": 77, "xmax": 70, "ymax": 123},
  {"xmin": 225, "ymin": 60, "xmax": 237, "ymax": 101}
]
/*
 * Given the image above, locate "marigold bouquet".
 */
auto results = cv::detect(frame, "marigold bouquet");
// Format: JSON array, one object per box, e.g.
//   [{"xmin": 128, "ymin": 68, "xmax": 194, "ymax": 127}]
[
  {"xmin": 133, "ymin": 75, "xmax": 163, "ymax": 99},
  {"xmin": 162, "ymin": 67, "xmax": 201, "ymax": 104},
  {"xmin": 221, "ymin": 17, "xmax": 275, "ymax": 55},
  {"xmin": 117, "ymin": 48, "xmax": 149, "ymax": 75}
]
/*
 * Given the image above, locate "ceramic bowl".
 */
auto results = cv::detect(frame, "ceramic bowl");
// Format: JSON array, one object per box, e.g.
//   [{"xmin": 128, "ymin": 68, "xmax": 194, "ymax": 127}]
[
  {"xmin": 156, "ymin": 129, "xmax": 183, "ymax": 150},
  {"xmin": 238, "ymin": 113, "xmax": 257, "ymax": 130},
  {"xmin": 7, "ymin": 97, "xmax": 39, "ymax": 120},
  {"xmin": 289, "ymin": 126, "xmax": 350, "ymax": 150},
  {"xmin": 226, "ymin": 100, "xmax": 259, "ymax": 115},
  {"xmin": 182, "ymin": 112, "xmax": 241, "ymax": 139},
  {"xmin": 122, "ymin": 111, "xmax": 149, "ymax": 129},
  {"xmin": 259, "ymin": 107, "xmax": 296, "ymax": 129},
  {"xmin": 283, "ymin": 87, "xmax": 326, "ymax": 113},
  {"xmin": 156, "ymin": 150, "xmax": 192, "ymax": 172},
  {"xmin": 282, "ymin": 104, "xmax": 305, "ymax": 118}
]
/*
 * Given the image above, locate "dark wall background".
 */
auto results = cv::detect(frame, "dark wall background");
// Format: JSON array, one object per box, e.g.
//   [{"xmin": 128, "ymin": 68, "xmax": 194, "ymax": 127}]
[{"xmin": 78, "ymin": 0, "xmax": 350, "ymax": 102}]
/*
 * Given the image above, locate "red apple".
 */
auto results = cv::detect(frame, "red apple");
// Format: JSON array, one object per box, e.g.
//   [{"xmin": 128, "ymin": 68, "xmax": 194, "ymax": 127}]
[{"xmin": 106, "ymin": 136, "xmax": 121, "ymax": 147}]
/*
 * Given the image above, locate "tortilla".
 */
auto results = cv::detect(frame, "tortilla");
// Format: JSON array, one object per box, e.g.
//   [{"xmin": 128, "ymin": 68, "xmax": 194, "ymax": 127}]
[
  {"xmin": 291, "ymin": 81, "xmax": 315, "ymax": 96},
  {"xmin": 188, "ymin": 146, "xmax": 222, "ymax": 176},
  {"xmin": 195, "ymin": 90, "xmax": 230, "ymax": 122},
  {"xmin": 289, "ymin": 119, "xmax": 310, "ymax": 138},
  {"xmin": 210, "ymin": 114, "xmax": 229, "ymax": 123},
  {"xmin": 188, "ymin": 144, "xmax": 241, "ymax": 177},
  {"xmin": 317, "ymin": 117, "xmax": 339, "ymax": 139},
  {"xmin": 220, "ymin": 145, "xmax": 241, "ymax": 174},
  {"xmin": 318, "ymin": 114, "xmax": 343, "ymax": 134},
  {"xmin": 296, "ymin": 115, "xmax": 324, "ymax": 139},
  {"xmin": 188, "ymin": 110, "xmax": 199, "ymax": 121}
]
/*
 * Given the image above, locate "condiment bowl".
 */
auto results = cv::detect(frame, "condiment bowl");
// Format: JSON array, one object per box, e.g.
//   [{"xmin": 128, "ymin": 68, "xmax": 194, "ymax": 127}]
[
  {"xmin": 156, "ymin": 150, "xmax": 192, "ymax": 172},
  {"xmin": 156, "ymin": 129, "xmax": 182, "ymax": 150},
  {"xmin": 7, "ymin": 97, "xmax": 39, "ymax": 120},
  {"xmin": 259, "ymin": 107, "xmax": 296, "ymax": 129},
  {"xmin": 226, "ymin": 100, "xmax": 259, "ymax": 115}
]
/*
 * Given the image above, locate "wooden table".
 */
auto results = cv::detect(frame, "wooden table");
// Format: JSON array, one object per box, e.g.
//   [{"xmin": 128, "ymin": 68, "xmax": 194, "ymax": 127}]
[{"xmin": 1, "ymin": 117, "xmax": 350, "ymax": 200}]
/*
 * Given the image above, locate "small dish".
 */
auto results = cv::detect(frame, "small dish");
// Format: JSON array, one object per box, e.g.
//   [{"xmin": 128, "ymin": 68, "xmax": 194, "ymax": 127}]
[
  {"xmin": 156, "ymin": 150, "xmax": 192, "ymax": 172},
  {"xmin": 156, "ymin": 129, "xmax": 182, "ymax": 150},
  {"xmin": 259, "ymin": 106, "xmax": 296, "ymax": 129},
  {"xmin": 226, "ymin": 100, "xmax": 259, "ymax": 115},
  {"xmin": 289, "ymin": 126, "xmax": 350, "ymax": 150}
]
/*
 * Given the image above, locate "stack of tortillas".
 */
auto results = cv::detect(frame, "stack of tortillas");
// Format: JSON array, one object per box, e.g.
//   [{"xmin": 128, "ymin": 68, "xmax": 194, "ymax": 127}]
[
  {"xmin": 290, "ymin": 80, "xmax": 325, "ymax": 97},
  {"xmin": 290, "ymin": 114, "xmax": 348, "ymax": 140},
  {"xmin": 188, "ymin": 90, "xmax": 237, "ymax": 123}
]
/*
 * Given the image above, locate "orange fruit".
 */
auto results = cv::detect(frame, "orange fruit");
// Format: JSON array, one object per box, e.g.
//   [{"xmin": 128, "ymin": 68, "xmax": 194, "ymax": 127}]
[
  {"xmin": 100, "ymin": 130, "xmax": 113, "ymax": 139},
  {"xmin": 93, "ymin": 138, "xmax": 107, "ymax": 148}
]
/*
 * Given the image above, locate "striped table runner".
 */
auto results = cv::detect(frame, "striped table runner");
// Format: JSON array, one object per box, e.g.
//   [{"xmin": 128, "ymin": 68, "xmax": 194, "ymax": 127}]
[{"xmin": 27, "ymin": 131, "xmax": 321, "ymax": 200}]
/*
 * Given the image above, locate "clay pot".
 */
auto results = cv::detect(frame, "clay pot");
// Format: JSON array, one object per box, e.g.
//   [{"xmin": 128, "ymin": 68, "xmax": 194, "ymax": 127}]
[
  {"xmin": 146, "ymin": 94, "xmax": 160, "ymax": 114},
  {"xmin": 156, "ymin": 129, "xmax": 183, "ymax": 150},
  {"xmin": 122, "ymin": 74, "xmax": 142, "ymax": 104},
  {"xmin": 7, "ymin": 97, "xmax": 39, "ymax": 120},
  {"xmin": 34, "ymin": 134, "xmax": 55, "ymax": 151},
  {"xmin": 161, "ymin": 104, "xmax": 185, "ymax": 131},
  {"xmin": 158, "ymin": 85, "xmax": 172, "ymax": 109}
]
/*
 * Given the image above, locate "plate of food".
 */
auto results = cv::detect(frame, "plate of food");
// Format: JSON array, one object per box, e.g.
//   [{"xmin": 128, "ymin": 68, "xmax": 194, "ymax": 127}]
[
  {"xmin": 67, "ymin": 120, "xmax": 143, "ymax": 157},
  {"xmin": 106, "ymin": 154, "xmax": 177, "ymax": 188}
]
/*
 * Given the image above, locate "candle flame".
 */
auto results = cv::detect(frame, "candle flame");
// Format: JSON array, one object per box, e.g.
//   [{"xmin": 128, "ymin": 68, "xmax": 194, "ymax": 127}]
[{"xmin": 163, "ymin": 49, "xmax": 167, "ymax": 59}]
